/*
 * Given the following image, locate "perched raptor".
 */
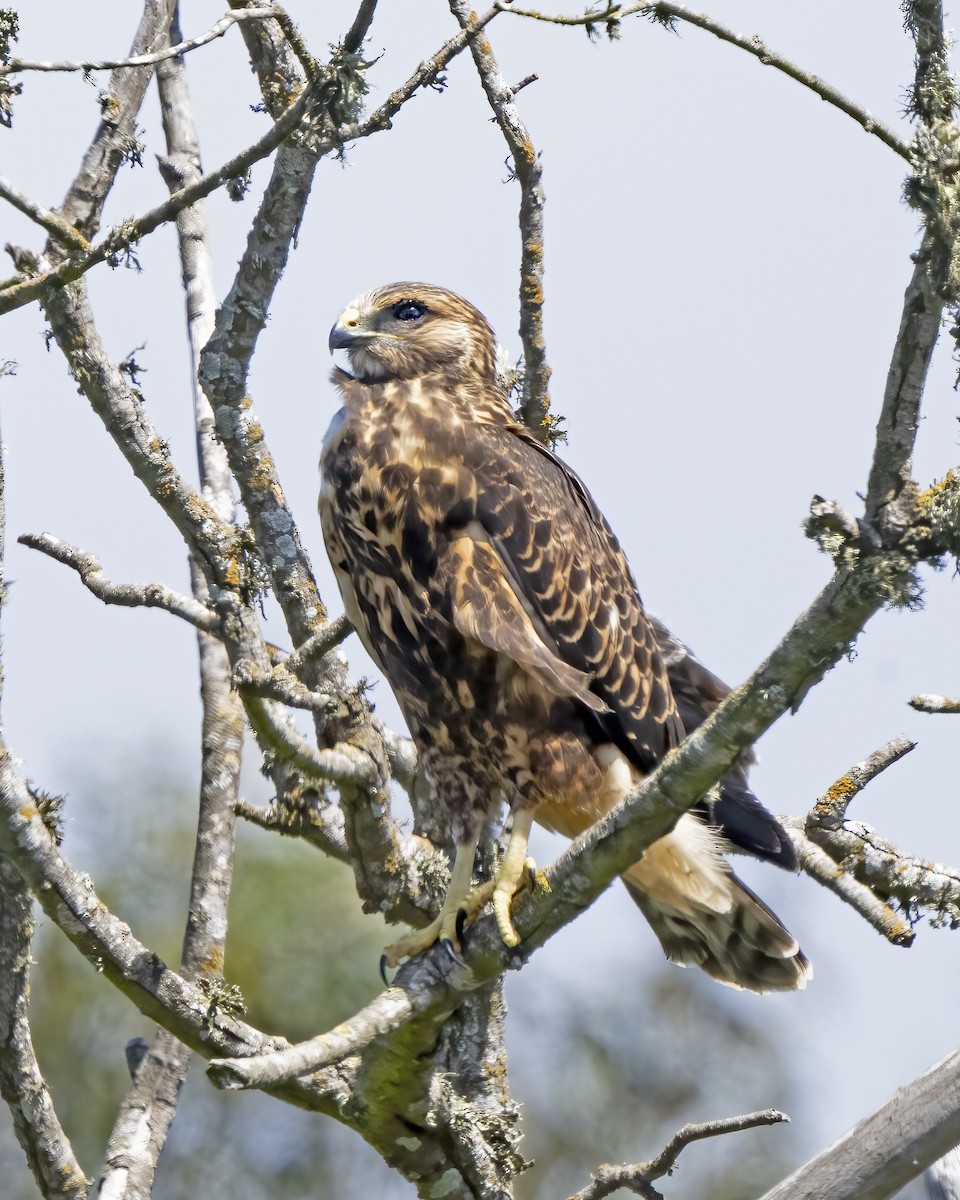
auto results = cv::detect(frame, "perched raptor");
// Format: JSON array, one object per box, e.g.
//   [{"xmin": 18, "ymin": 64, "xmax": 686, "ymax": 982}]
[{"xmin": 320, "ymin": 282, "xmax": 810, "ymax": 993}]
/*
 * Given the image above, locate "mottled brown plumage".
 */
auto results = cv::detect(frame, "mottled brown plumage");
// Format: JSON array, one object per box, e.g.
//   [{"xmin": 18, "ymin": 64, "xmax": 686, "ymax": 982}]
[{"xmin": 319, "ymin": 283, "xmax": 810, "ymax": 992}]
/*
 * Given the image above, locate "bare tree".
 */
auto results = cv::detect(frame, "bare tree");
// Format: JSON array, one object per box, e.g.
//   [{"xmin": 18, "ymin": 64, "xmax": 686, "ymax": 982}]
[{"xmin": 1, "ymin": 2, "xmax": 959, "ymax": 1197}]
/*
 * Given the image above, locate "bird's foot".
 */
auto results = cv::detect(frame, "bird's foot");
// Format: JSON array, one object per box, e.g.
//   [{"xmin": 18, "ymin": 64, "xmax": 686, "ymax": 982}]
[
  {"xmin": 491, "ymin": 854, "xmax": 537, "ymax": 949},
  {"xmin": 382, "ymin": 907, "xmax": 460, "ymax": 970}
]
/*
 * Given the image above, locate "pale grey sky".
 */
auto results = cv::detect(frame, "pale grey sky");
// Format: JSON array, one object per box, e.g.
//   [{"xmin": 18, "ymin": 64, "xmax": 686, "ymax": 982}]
[{"xmin": 2, "ymin": 2, "xmax": 958, "ymax": 1194}]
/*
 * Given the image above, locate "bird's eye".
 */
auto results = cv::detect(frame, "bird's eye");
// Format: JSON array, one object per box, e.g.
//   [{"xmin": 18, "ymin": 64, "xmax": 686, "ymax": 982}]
[{"xmin": 393, "ymin": 301, "xmax": 426, "ymax": 322}]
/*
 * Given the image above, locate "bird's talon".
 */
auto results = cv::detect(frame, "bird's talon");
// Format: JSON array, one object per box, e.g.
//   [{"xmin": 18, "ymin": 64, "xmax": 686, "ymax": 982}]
[
  {"xmin": 440, "ymin": 936, "xmax": 465, "ymax": 965},
  {"xmin": 379, "ymin": 953, "xmax": 390, "ymax": 987},
  {"xmin": 455, "ymin": 906, "xmax": 467, "ymax": 945}
]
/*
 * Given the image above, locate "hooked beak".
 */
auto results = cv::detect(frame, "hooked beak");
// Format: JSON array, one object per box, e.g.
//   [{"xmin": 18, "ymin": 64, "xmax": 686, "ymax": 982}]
[{"xmin": 328, "ymin": 305, "xmax": 366, "ymax": 353}]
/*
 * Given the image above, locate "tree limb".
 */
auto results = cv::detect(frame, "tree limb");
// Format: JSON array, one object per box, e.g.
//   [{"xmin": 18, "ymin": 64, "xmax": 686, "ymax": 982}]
[
  {"xmin": 758, "ymin": 1046, "xmax": 960, "ymax": 1200},
  {"xmin": 502, "ymin": 2, "xmax": 911, "ymax": 160},
  {"xmin": 0, "ymin": 858, "xmax": 88, "ymax": 1200},
  {"xmin": 0, "ymin": 175, "xmax": 90, "ymax": 252}
]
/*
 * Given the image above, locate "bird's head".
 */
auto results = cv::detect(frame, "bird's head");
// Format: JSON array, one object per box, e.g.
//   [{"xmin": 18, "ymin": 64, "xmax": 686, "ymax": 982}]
[{"xmin": 328, "ymin": 282, "xmax": 498, "ymax": 385}]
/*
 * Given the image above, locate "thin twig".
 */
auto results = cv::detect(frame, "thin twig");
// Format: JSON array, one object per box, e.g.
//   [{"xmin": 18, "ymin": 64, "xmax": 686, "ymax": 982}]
[
  {"xmin": 909, "ymin": 693, "xmax": 960, "ymax": 713},
  {"xmin": 0, "ymin": 7, "xmax": 277, "ymax": 76},
  {"xmin": 18, "ymin": 532, "xmax": 220, "ymax": 632},
  {"xmin": 568, "ymin": 1110, "xmax": 789, "ymax": 1200},
  {"xmin": 502, "ymin": 2, "xmax": 911, "ymax": 160}
]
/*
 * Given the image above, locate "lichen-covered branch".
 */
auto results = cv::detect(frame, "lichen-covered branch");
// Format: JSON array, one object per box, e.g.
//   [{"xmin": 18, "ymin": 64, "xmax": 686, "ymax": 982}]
[
  {"xmin": 806, "ymin": 735, "xmax": 916, "ymax": 833},
  {"xmin": 780, "ymin": 819, "xmax": 915, "ymax": 946},
  {"xmin": 910, "ymin": 693, "xmax": 960, "ymax": 713},
  {"xmin": 449, "ymin": 0, "xmax": 556, "ymax": 441},
  {"xmin": 866, "ymin": 1, "xmax": 960, "ymax": 536},
  {"xmin": 803, "ymin": 818, "xmax": 960, "ymax": 932},
  {"xmin": 503, "ymin": 1, "xmax": 910, "ymax": 160}
]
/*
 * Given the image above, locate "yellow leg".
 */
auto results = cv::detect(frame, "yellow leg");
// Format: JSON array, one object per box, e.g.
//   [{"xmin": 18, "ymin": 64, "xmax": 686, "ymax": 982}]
[
  {"xmin": 382, "ymin": 835, "xmax": 480, "ymax": 968},
  {"xmin": 492, "ymin": 808, "xmax": 535, "ymax": 948}
]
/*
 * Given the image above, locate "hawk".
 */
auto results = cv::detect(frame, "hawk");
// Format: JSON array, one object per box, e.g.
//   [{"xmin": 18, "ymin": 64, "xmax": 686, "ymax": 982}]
[{"xmin": 320, "ymin": 282, "xmax": 810, "ymax": 992}]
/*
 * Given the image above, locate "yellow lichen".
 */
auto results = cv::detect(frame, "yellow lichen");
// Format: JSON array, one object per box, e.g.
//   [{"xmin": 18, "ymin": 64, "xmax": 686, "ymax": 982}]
[{"xmin": 822, "ymin": 775, "xmax": 859, "ymax": 806}]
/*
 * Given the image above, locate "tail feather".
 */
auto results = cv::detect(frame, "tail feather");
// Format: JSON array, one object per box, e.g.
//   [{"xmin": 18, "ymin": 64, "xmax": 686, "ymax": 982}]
[{"xmin": 623, "ymin": 869, "xmax": 812, "ymax": 994}]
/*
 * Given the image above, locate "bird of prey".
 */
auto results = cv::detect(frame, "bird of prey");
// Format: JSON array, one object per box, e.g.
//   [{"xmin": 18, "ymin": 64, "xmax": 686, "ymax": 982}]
[{"xmin": 320, "ymin": 282, "xmax": 810, "ymax": 993}]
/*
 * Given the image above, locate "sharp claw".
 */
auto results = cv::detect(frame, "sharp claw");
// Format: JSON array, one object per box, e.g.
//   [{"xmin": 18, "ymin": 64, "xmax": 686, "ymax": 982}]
[
  {"xmin": 455, "ymin": 906, "xmax": 467, "ymax": 945},
  {"xmin": 379, "ymin": 953, "xmax": 391, "ymax": 987},
  {"xmin": 440, "ymin": 937, "xmax": 466, "ymax": 967}
]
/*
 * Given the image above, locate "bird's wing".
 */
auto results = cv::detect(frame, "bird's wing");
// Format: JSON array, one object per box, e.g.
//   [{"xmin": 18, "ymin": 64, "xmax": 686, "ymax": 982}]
[
  {"xmin": 439, "ymin": 522, "xmax": 608, "ymax": 712},
  {"xmin": 442, "ymin": 419, "xmax": 682, "ymax": 771}
]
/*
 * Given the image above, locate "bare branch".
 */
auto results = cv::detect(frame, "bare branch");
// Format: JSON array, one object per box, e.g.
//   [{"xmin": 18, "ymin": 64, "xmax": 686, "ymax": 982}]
[
  {"xmin": 802, "ymin": 816, "xmax": 960, "ymax": 932},
  {"xmin": 450, "ymin": 0, "xmax": 555, "ymax": 441},
  {"xmin": 1, "ymin": 6, "xmax": 503, "ymax": 318},
  {"xmin": 910, "ymin": 693, "xmax": 960, "ymax": 713},
  {"xmin": 0, "ymin": 7, "xmax": 278, "ymax": 76},
  {"xmin": 18, "ymin": 532, "xmax": 220, "ymax": 632},
  {"xmin": 568, "ymin": 1109, "xmax": 789, "ymax": 1200},
  {"xmin": 502, "ymin": 2, "xmax": 911, "ymax": 160},
  {"xmin": 758, "ymin": 1046, "xmax": 960, "ymax": 1200}
]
